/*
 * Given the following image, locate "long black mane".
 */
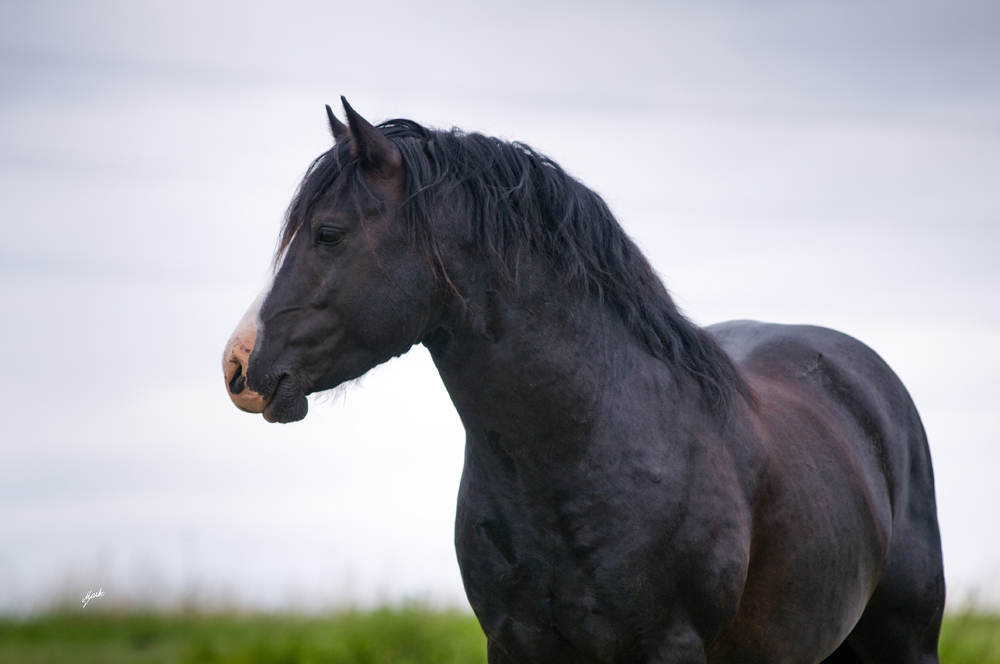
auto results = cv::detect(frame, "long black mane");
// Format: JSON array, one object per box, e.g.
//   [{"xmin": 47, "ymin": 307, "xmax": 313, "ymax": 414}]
[{"xmin": 280, "ymin": 119, "xmax": 748, "ymax": 409}]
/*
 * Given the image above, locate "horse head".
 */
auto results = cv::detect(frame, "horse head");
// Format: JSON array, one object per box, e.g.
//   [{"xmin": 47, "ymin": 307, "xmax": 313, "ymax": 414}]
[{"xmin": 222, "ymin": 98, "xmax": 438, "ymax": 423}]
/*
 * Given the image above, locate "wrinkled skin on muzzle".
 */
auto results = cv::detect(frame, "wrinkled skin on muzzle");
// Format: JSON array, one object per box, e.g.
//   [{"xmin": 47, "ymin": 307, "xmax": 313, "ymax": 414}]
[{"xmin": 222, "ymin": 98, "xmax": 437, "ymax": 423}]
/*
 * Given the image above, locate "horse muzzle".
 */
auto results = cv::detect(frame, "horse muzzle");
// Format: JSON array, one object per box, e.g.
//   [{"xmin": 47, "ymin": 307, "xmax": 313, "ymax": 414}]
[{"xmin": 223, "ymin": 301, "xmax": 270, "ymax": 414}]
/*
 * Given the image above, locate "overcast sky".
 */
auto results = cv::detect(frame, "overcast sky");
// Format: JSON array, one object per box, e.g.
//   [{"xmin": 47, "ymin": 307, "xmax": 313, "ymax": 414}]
[{"xmin": 1, "ymin": 0, "xmax": 998, "ymax": 612}]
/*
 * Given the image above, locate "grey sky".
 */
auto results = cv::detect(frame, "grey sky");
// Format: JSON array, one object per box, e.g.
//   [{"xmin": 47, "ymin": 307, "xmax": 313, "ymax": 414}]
[{"xmin": 1, "ymin": 1, "xmax": 998, "ymax": 611}]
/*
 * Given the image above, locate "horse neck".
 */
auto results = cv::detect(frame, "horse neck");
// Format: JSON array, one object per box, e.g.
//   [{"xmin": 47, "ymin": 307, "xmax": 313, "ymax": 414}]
[{"xmin": 424, "ymin": 265, "xmax": 690, "ymax": 453}]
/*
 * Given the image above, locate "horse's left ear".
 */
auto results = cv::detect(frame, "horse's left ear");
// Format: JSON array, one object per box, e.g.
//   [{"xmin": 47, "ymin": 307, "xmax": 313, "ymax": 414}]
[
  {"xmin": 325, "ymin": 104, "xmax": 349, "ymax": 142},
  {"xmin": 341, "ymin": 96, "xmax": 402, "ymax": 180}
]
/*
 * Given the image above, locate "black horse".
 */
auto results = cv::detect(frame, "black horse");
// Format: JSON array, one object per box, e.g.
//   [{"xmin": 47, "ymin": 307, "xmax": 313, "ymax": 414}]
[{"xmin": 223, "ymin": 98, "xmax": 945, "ymax": 663}]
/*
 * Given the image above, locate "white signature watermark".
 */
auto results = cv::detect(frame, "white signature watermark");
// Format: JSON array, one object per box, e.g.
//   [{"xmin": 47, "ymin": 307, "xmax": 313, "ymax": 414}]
[{"xmin": 81, "ymin": 588, "xmax": 105, "ymax": 608}]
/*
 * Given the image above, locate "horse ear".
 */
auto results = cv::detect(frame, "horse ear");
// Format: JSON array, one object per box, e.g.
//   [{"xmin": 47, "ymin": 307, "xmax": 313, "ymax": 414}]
[
  {"xmin": 341, "ymin": 96, "xmax": 402, "ymax": 179},
  {"xmin": 325, "ymin": 104, "xmax": 348, "ymax": 141}
]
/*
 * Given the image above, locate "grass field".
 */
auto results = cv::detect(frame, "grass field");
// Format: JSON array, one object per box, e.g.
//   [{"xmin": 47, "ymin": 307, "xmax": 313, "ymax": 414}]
[{"xmin": 0, "ymin": 607, "xmax": 996, "ymax": 663}]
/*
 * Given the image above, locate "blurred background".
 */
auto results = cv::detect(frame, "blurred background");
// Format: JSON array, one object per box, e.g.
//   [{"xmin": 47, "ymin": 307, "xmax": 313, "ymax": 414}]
[{"xmin": 1, "ymin": 0, "xmax": 998, "ymax": 614}]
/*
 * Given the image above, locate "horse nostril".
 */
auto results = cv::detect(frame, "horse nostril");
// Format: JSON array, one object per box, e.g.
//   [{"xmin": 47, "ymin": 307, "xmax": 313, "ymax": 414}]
[{"xmin": 229, "ymin": 364, "xmax": 247, "ymax": 394}]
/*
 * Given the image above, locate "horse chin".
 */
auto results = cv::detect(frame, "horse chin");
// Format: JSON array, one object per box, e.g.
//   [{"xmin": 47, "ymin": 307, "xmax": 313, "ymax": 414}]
[
  {"xmin": 263, "ymin": 394, "xmax": 308, "ymax": 423},
  {"xmin": 261, "ymin": 379, "xmax": 309, "ymax": 423}
]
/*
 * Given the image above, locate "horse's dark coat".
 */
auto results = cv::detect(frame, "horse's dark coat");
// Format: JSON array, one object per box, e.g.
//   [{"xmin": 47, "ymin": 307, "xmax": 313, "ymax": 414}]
[{"xmin": 237, "ymin": 100, "xmax": 944, "ymax": 663}]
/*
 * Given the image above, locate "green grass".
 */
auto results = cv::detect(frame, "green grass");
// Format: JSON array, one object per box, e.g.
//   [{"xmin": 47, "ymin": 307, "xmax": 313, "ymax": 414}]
[
  {"xmin": 939, "ymin": 611, "xmax": 1000, "ymax": 663},
  {"xmin": 0, "ymin": 606, "xmax": 487, "ymax": 664},
  {"xmin": 0, "ymin": 607, "xmax": 996, "ymax": 663}
]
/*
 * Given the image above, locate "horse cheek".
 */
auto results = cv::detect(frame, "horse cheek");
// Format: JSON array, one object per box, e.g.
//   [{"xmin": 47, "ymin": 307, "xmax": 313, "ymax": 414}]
[{"xmin": 353, "ymin": 263, "xmax": 434, "ymax": 357}]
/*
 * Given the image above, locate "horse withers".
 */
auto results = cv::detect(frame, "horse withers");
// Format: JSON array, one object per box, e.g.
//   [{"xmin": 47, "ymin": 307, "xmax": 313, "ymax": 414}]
[{"xmin": 222, "ymin": 98, "xmax": 945, "ymax": 664}]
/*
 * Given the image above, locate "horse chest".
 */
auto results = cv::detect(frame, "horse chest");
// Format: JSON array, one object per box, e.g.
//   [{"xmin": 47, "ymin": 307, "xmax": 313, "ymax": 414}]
[{"xmin": 455, "ymin": 472, "xmax": 690, "ymax": 662}]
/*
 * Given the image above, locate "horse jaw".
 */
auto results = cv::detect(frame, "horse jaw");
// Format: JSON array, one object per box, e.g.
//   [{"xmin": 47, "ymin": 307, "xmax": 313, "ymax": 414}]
[{"xmin": 222, "ymin": 290, "xmax": 269, "ymax": 414}]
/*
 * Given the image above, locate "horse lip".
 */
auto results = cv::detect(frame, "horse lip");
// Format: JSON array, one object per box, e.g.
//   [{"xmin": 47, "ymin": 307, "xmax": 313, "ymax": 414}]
[
  {"xmin": 261, "ymin": 374, "xmax": 310, "ymax": 423},
  {"xmin": 243, "ymin": 381, "xmax": 279, "ymax": 414},
  {"xmin": 247, "ymin": 372, "xmax": 284, "ymax": 409}
]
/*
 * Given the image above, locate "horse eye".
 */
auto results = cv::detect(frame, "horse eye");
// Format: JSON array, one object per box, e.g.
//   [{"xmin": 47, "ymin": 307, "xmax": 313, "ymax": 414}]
[{"xmin": 317, "ymin": 227, "xmax": 346, "ymax": 246}]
